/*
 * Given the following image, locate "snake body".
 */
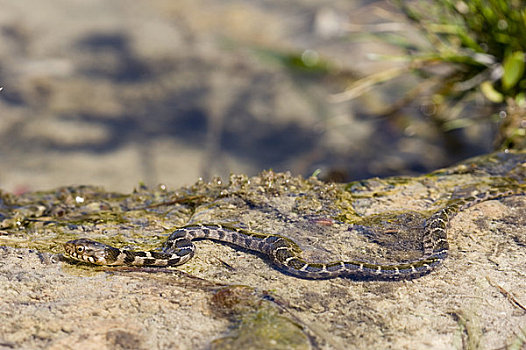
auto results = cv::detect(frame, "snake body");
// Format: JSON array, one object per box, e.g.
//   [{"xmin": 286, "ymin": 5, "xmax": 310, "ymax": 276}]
[{"xmin": 64, "ymin": 188, "xmax": 523, "ymax": 280}]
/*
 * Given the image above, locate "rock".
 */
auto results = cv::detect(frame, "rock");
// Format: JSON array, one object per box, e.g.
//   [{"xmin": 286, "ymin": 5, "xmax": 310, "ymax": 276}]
[{"xmin": 0, "ymin": 150, "xmax": 525, "ymax": 349}]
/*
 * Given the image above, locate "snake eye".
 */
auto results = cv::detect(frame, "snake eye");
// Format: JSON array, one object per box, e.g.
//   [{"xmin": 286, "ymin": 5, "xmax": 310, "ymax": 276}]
[{"xmin": 77, "ymin": 246, "xmax": 84, "ymax": 253}]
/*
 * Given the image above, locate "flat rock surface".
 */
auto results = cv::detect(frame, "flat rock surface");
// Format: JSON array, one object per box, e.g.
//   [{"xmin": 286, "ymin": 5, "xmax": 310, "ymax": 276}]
[{"xmin": 1, "ymin": 151, "xmax": 525, "ymax": 349}]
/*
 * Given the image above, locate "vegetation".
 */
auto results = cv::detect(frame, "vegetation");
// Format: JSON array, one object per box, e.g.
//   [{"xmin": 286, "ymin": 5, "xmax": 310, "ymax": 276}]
[
  {"xmin": 341, "ymin": 0, "xmax": 526, "ymax": 149},
  {"xmin": 400, "ymin": 0, "xmax": 525, "ymax": 99}
]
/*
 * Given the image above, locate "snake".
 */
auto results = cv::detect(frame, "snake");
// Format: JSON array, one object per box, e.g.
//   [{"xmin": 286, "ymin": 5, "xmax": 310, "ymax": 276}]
[{"xmin": 63, "ymin": 188, "xmax": 523, "ymax": 280}]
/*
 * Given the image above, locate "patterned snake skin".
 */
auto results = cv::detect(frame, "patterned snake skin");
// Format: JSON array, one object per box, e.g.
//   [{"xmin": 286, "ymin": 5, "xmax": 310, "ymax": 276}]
[{"xmin": 64, "ymin": 188, "xmax": 523, "ymax": 280}]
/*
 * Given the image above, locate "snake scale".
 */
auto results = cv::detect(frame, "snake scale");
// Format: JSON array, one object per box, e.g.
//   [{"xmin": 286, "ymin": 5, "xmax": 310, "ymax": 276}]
[{"xmin": 64, "ymin": 188, "xmax": 523, "ymax": 280}]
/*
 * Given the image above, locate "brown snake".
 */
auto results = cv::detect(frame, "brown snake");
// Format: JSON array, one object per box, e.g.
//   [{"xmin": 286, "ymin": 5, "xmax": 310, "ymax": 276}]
[{"xmin": 64, "ymin": 188, "xmax": 523, "ymax": 280}]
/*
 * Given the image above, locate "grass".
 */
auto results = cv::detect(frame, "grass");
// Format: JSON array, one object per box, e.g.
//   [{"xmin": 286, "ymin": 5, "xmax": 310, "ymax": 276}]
[{"xmin": 339, "ymin": 0, "xmax": 526, "ymax": 149}]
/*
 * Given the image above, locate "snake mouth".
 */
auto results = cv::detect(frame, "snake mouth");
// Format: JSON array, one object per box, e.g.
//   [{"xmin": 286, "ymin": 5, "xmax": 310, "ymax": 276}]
[
  {"xmin": 63, "ymin": 243, "xmax": 78, "ymax": 259},
  {"xmin": 63, "ymin": 240, "xmax": 106, "ymax": 265}
]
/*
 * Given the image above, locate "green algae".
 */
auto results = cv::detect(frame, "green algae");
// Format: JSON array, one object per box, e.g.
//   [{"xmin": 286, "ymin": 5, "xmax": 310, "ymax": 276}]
[
  {"xmin": 211, "ymin": 308, "xmax": 310, "ymax": 350},
  {"xmin": 210, "ymin": 286, "xmax": 311, "ymax": 350},
  {"xmin": 507, "ymin": 325, "xmax": 526, "ymax": 350},
  {"xmin": 1, "ymin": 150, "xmax": 525, "ymax": 263}
]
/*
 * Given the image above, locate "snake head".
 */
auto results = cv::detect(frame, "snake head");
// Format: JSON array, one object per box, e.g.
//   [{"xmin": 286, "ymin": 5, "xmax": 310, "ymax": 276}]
[{"xmin": 64, "ymin": 238, "xmax": 115, "ymax": 265}]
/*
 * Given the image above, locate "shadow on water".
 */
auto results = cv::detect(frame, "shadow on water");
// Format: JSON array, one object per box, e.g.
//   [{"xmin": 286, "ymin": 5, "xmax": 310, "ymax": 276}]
[
  {"xmin": 76, "ymin": 33, "xmax": 152, "ymax": 82},
  {"xmin": 5, "ymin": 32, "xmax": 322, "ymax": 173},
  {"xmin": 0, "ymin": 30, "xmax": 493, "ymax": 184}
]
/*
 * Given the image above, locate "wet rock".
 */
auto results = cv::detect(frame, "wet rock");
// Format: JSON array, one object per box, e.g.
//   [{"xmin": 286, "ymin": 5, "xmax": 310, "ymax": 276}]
[{"xmin": 0, "ymin": 150, "xmax": 525, "ymax": 349}]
